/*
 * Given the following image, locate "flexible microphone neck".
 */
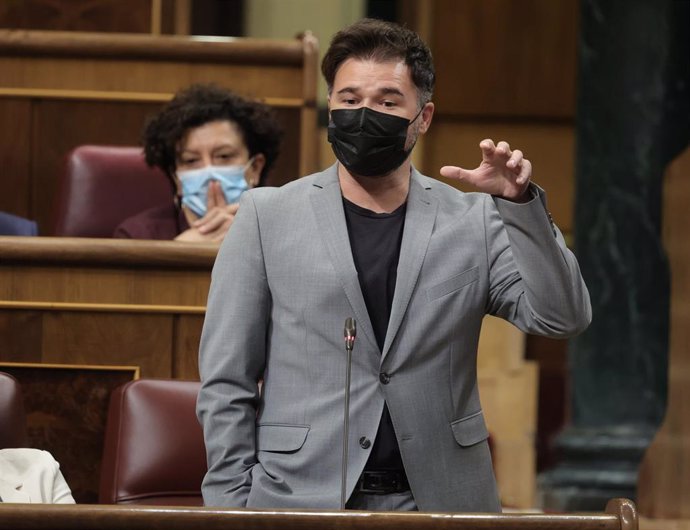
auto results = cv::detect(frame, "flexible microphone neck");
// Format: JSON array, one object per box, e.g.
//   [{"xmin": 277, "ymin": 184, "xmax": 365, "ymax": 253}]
[{"xmin": 341, "ymin": 317, "xmax": 357, "ymax": 509}]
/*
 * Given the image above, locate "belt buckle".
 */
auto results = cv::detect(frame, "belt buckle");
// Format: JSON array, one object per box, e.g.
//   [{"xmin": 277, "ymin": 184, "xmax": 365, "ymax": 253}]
[{"xmin": 359, "ymin": 470, "xmax": 402, "ymax": 494}]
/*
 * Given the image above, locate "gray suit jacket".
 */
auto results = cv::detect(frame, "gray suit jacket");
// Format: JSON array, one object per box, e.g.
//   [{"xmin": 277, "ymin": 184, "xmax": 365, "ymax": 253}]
[{"xmin": 197, "ymin": 164, "xmax": 591, "ymax": 511}]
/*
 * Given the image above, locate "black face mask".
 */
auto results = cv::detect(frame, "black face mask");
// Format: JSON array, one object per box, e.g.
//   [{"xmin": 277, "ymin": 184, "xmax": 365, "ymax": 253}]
[{"xmin": 327, "ymin": 107, "xmax": 421, "ymax": 177}]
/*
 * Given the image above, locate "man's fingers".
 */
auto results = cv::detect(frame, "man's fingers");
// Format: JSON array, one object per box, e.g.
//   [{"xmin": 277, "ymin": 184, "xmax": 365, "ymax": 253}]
[
  {"xmin": 517, "ymin": 158, "xmax": 532, "ymax": 184},
  {"xmin": 440, "ymin": 165, "xmax": 471, "ymax": 181},
  {"xmin": 507, "ymin": 149, "xmax": 523, "ymax": 172},
  {"xmin": 495, "ymin": 141, "xmax": 511, "ymax": 157},
  {"xmin": 507, "ymin": 149, "xmax": 522, "ymax": 168},
  {"xmin": 479, "ymin": 139, "xmax": 496, "ymax": 159}
]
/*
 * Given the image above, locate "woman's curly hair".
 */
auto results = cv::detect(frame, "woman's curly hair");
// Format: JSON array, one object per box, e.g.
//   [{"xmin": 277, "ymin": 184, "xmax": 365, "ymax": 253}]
[{"xmin": 143, "ymin": 84, "xmax": 283, "ymax": 187}]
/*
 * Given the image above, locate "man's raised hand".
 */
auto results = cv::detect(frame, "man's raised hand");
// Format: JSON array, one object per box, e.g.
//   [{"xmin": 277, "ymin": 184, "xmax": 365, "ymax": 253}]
[{"xmin": 440, "ymin": 139, "xmax": 532, "ymax": 202}]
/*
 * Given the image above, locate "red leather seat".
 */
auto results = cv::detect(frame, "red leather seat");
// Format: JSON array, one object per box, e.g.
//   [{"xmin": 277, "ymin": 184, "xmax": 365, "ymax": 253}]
[
  {"xmin": 52, "ymin": 145, "xmax": 172, "ymax": 237},
  {"xmin": 0, "ymin": 371, "xmax": 27, "ymax": 449},
  {"xmin": 99, "ymin": 379, "xmax": 206, "ymax": 505}
]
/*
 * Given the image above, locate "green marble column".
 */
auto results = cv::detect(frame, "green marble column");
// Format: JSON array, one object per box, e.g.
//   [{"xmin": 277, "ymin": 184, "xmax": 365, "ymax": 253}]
[{"xmin": 539, "ymin": 0, "xmax": 690, "ymax": 510}]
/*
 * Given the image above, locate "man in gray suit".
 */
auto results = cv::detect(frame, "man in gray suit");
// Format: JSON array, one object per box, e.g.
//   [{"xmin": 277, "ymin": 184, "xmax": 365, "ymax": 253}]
[{"xmin": 197, "ymin": 18, "xmax": 591, "ymax": 512}]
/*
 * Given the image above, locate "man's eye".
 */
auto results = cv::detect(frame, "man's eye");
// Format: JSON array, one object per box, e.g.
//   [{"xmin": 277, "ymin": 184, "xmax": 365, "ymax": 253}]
[{"xmin": 382, "ymin": 101, "xmax": 395, "ymax": 107}]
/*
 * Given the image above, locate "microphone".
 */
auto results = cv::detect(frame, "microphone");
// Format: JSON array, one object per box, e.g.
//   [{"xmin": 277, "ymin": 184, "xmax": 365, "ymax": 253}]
[
  {"xmin": 344, "ymin": 317, "xmax": 356, "ymax": 352},
  {"xmin": 341, "ymin": 317, "xmax": 356, "ymax": 509}
]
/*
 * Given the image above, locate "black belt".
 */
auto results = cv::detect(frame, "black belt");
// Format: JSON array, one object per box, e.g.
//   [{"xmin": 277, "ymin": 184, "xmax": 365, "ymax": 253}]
[{"xmin": 354, "ymin": 469, "xmax": 410, "ymax": 495}]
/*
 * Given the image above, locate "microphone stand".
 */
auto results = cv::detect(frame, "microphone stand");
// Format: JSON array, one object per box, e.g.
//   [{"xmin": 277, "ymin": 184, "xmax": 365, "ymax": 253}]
[{"xmin": 341, "ymin": 317, "xmax": 356, "ymax": 509}]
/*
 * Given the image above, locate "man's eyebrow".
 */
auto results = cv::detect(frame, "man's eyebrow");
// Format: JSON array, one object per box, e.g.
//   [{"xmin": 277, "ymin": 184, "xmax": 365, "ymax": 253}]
[
  {"xmin": 335, "ymin": 86, "xmax": 359, "ymax": 95},
  {"xmin": 335, "ymin": 86, "xmax": 405, "ymax": 97},
  {"xmin": 379, "ymin": 87, "xmax": 404, "ymax": 97}
]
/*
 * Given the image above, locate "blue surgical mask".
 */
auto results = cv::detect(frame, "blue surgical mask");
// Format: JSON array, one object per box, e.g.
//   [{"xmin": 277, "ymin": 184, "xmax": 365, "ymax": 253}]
[{"xmin": 178, "ymin": 161, "xmax": 252, "ymax": 217}]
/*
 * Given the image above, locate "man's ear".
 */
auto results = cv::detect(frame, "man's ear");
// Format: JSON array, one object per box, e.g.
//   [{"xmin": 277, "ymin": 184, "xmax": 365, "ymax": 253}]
[
  {"xmin": 419, "ymin": 102, "xmax": 435, "ymax": 135},
  {"xmin": 247, "ymin": 154, "xmax": 266, "ymax": 187}
]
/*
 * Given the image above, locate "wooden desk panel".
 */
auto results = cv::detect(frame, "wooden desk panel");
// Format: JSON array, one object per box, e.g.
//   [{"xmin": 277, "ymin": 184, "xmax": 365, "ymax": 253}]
[{"xmin": 0, "ymin": 237, "xmax": 212, "ymax": 379}]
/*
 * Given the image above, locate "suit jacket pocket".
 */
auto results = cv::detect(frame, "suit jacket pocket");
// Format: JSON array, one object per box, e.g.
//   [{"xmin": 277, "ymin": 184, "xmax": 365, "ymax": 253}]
[
  {"xmin": 256, "ymin": 423, "xmax": 310, "ymax": 453},
  {"xmin": 450, "ymin": 411, "xmax": 489, "ymax": 447},
  {"xmin": 426, "ymin": 266, "xmax": 479, "ymax": 301}
]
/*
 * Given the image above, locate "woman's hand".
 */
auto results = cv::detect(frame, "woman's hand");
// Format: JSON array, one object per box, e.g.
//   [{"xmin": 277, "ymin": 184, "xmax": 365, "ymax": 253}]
[{"xmin": 175, "ymin": 181, "xmax": 240, "ymax": 242}]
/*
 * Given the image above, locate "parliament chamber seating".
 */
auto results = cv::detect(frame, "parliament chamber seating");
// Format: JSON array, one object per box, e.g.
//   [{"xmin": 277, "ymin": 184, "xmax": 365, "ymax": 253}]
[
  {"xmin": 99, "ymin": 379, "xmax": 206, "ymax": 506},
  {"xmin": 52, "ymin": 145, "xmax": 172, "ymax": 238},
  {"xmin": 0, "ymin": 371, "xmax": 27, "ymax": 449}
]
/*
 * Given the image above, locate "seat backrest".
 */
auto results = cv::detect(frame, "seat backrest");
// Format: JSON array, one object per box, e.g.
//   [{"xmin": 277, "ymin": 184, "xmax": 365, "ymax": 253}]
[
  {"xmin": 99, "ymin": 379, "xmax": 206, "ymax": 505},
  {"xmin": 0, "ymin": 371, "xmax": 27, "ymax": 448},
  {"xmin": 52, "ymin": 145, "xmax": 172, "ymax": 237}
]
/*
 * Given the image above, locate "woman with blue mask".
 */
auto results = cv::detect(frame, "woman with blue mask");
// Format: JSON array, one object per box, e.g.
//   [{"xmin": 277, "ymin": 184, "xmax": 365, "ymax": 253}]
[{"xmin": 114, "ymin": 84, "xmax": 282, "ymax": 241}]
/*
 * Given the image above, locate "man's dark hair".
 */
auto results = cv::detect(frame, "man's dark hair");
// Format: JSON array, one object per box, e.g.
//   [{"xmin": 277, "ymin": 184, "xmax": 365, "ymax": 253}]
[
  {"xmin": 321, "ymin": 18, "xmax": 435, "ymax": 107},
  {"xmin": 143, "ymin": 84, "xmax": 283, "ymax": 186}
]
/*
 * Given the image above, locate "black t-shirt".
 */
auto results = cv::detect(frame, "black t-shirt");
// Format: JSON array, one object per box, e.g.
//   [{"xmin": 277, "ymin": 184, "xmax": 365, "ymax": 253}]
[{"xmin": 343, "ymin": 197, "xmax": 406, "ymax": 471}]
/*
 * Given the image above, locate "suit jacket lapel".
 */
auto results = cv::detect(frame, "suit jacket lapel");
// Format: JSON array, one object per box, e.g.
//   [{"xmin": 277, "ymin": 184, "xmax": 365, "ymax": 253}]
[
  {"xmin": 309, "ymin": 165, "xmax": 379, "ymax": 353},
  {"xmin": 382, "ymin": 169, "xmax": 438, "ymax": 361}
]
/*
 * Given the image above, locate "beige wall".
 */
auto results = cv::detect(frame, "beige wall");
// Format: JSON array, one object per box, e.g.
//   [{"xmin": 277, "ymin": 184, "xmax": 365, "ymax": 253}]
[{"xmin": 244, "ymin": 0, "xmax": 365, "ymax": 107}]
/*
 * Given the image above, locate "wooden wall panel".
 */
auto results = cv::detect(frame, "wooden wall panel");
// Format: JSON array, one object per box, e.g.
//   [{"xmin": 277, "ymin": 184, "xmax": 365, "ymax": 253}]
[
  {"xmin": 0, "ymin": 58, "xmax": 304, "ymax": 100},
  {"xmin": 0, "ymin": 312, "xmax": 43, "ymax": 363},
  {"xmin": 41, "ymin": 313, "xmax": 173, "ymax": 378},
  {"xmin": 0, "ymin": 266, "xmax": 209, "ymax": 306},
  {"xmin": 0, "ymin": 98, "xmax": 31, "ymax": 218},
  {"xmin": 270, "ymin": 108, "xmax": 302, "ymax": 184},
  {"xmin": 479, "ymin": 362, "xmax": 538, "ymax": 508},
  {"xmin": 0, "ymin": 0, "xmax": 154, "ymax": 33},
  {"xmin": 173, "ymin": 314, "xmax": 204, "ymax": 380},
  {"xmin": 525, "ymin": 334, "xmax": 569, "ymax": 471},
  {"xmin": 0, "ymin": 312, "xmax": 175, "ymax": 379},
  {"xmin": 423, "ymin": 120, "xmax": 575, "ymax": 232},
  {"xmin": 430, "ymin": 0, "xmax": 578, "ymax": 118},
  {"xmin": 0, "ymin": 238, "xmax": 212, "ymax": 380}
]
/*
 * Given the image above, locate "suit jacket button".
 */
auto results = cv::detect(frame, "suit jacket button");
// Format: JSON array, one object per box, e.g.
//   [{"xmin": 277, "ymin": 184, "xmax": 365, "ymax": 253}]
[
  {"xmin": 379, "ymin": 372, "xmax": 390, "ymax": 384},
  {"xmin": 359, "ymin": 437, "xmax": 371, "ymax": 449}
]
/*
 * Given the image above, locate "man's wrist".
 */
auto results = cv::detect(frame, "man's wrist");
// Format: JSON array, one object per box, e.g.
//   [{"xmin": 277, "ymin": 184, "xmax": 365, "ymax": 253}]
[{"xmin": 495, "ymin": 183, "xmax": 535, "ymax": 204}]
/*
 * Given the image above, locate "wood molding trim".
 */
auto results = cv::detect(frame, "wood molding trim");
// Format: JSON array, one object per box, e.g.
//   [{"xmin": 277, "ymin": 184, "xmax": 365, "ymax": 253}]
[
  {"xmin": 0, "ymin": 300, "xmax": 205, "ymax": 314},
  {"xmin": 0, "ymin": 88, "xmax": 306, "ymax": 108},
  {"xmin": 0, "ymin": 29, "xmax": 305, "ymax": 65},
  {"xmin": 0, "ymin": 237, "xmax": 218, "ymax": 269}
]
